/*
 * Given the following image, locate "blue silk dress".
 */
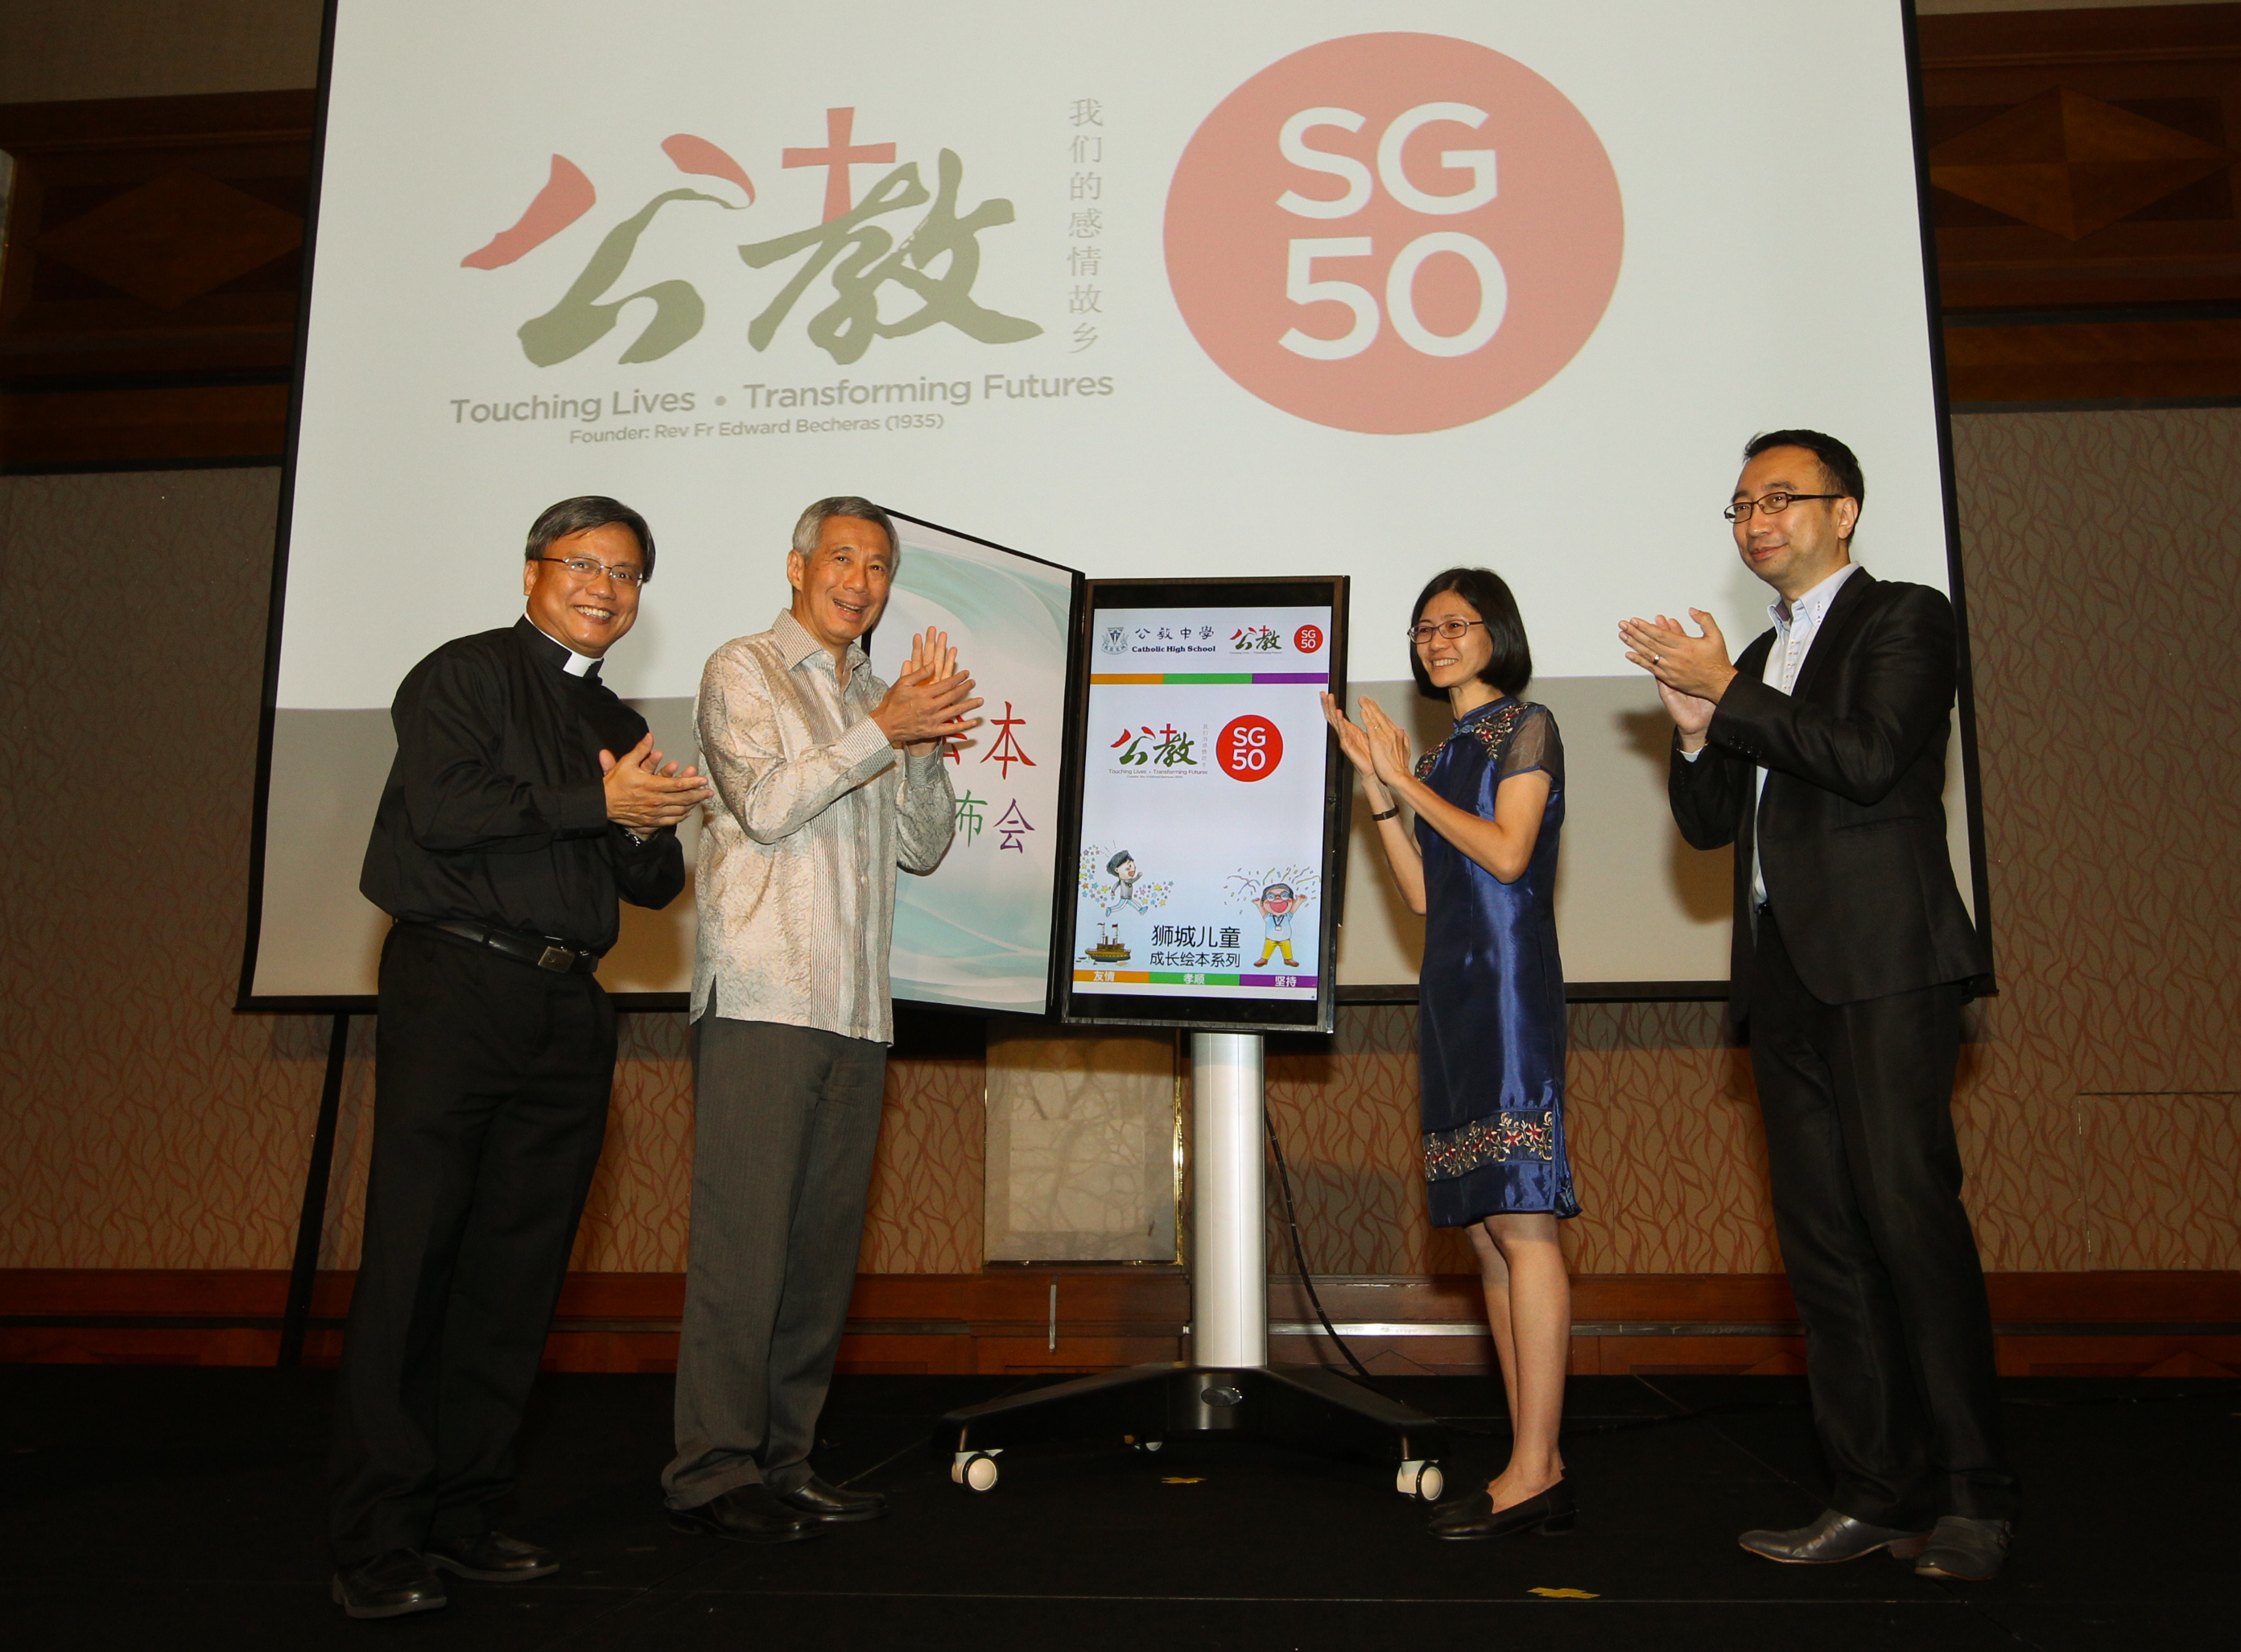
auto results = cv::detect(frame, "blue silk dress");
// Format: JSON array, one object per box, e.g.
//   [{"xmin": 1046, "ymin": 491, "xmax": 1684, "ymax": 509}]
[{"xmin": 1414, "ymin": 696, "xmax": 1579, "ymax": 1226}]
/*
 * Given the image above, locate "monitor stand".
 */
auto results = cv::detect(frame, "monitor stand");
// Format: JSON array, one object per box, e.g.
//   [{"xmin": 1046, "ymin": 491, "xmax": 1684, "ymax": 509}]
[{"xmin": 933, "ymin": 1032, "xmax": 1448, "ymax": 1501}]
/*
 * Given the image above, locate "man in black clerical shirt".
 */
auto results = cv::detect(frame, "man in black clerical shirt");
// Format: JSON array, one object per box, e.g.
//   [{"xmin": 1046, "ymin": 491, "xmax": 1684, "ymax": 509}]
[{"xmin": 331, "ymin": 496, "xmax": 710, "ymax": 1620}]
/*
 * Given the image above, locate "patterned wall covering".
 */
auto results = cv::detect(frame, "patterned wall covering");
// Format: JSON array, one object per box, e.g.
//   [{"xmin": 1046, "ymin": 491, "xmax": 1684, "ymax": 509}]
[
  {"xmin": 2, "ymin": 410, "xmax": 2236, "ymax": 1274},
  {"xmin": 295, "ymin": 993, "xmax": 987, "ymax": 1277}
]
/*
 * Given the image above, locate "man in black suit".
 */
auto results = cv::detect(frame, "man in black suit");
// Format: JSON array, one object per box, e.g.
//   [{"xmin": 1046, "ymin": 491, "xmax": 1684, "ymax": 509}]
[{"xmin": 1619, "ymin": 432, "xmax": 2016, "ymax": 1582}]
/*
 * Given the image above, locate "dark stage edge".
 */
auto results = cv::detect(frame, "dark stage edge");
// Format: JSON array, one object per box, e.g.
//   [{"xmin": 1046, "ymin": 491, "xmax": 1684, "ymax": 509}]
[{"xmin": 1, "ymin": 1368, "xmax": 2233, "ymax": 1651}]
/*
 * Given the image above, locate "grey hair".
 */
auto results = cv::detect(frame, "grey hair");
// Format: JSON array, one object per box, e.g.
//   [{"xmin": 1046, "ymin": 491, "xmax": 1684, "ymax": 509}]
[{"xmin": 790, "ymin": 496, "xmax": 898, "ymax": 565}]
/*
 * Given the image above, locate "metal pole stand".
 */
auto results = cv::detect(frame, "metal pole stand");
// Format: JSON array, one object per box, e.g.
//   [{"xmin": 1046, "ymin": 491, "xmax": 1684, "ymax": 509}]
[{"xmin": 934, "ymin": 1033, "xmax": 1447, "ymax": 1501}]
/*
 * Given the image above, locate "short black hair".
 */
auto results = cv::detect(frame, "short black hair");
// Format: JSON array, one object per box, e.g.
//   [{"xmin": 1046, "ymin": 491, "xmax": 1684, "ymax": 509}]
[
  {"xmin": 1107, "ymin": 849, "xmax": 1134, "ymax": 874},
  {"xmin": 526, "ymin": 496, "xmax": 656, "ymax": 581},
  {"xmin": 1408, "ymin": 567, "xmax": 1532, "ymax": 701},
  {"xmin": 1743, "ymin": 429, "xmax": 1865, "ymax": 520}
]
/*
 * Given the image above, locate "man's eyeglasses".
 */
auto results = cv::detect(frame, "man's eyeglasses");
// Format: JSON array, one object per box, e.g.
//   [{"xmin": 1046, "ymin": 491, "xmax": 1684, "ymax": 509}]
[
  {"xmin": 1407, "ymin": 617, "xmax": 1487, "ymax": 645},
  {"xmin": 532, "ymin": 555, "xmax": 648, "ymax": 589},
  {"xmin": 1724, "ymin": 491, "xmax": 1843, "ymax": 524}
]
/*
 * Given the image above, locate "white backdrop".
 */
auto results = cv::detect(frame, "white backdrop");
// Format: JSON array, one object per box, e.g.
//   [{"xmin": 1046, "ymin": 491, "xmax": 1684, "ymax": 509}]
[{"xmin": 250, "ymin": 0, "xmax": 1967, "ymax": 999}]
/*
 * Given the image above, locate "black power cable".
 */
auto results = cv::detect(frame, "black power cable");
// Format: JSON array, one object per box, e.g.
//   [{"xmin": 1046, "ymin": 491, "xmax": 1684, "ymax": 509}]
[{"xmin": 1263, "ymin": 1109, "xmax": 1377, "ymax": 1383}]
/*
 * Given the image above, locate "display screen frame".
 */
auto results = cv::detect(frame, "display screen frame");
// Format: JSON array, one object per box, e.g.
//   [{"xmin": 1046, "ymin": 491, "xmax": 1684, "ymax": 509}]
[
  {"xmin": 1055, "ymin": 576, "xmax": 1352, "ymax": 1036},
  {"xmin": 879, "ymin": 507, "xmax": 1091, "ymax": 1024}
]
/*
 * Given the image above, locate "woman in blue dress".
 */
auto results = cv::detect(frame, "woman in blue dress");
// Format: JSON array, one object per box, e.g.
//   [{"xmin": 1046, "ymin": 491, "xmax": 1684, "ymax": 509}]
[{"xmin": 1323, "ymin": 566, "xmax": 1578, "ymax": 1542}]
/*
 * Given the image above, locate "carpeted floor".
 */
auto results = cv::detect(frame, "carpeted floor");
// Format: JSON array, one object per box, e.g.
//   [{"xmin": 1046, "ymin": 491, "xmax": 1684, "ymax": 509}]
[{"xmin": 1, "ymin": 1365, "xmax": 2231, "ymax": 1650}]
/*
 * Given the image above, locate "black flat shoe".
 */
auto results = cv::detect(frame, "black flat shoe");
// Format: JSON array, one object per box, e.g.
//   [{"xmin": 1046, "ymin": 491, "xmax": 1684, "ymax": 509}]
[
  {"xmin": 1434, "ymin": 1470, "xmax": 1566, "ymax": 1520},
  {"xmin": 669, "ymin": 1484, "xmax": 827, "ymax": 1545},
  {"xmin": 1429, "ymin": 1479, "xmax": 1576, "ymax": 1540},
  {"xmin": 778, "ymin": 1472, "xmax": 888, "ymax": 1523},
  {"xmin": 332, "ymin": 1549, "xmax": 447, "ymax": 1619},
  {"xmin": 427, "ymin": 1530, "xmax": 560, "ymax": 1582}
]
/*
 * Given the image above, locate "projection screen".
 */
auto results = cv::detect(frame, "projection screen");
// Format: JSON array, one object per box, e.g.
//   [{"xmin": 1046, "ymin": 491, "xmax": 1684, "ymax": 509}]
[{"xmin": 242, "ymin": 0, "xmax": 1981, "ymax": 1007}]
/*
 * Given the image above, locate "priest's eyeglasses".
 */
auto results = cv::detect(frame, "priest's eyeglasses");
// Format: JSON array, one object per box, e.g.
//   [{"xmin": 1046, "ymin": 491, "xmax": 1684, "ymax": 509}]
[
  {"xmin": 533, "ymin": 555, "xmax": 648, "ymax": 588},
  {"xmin": 1407, "ymin": 617, "xmax": 1488, "ymax": 645},
  {"xmin": 1724, "ymin": 490, "xmax": 1843, "ymax": 524}
]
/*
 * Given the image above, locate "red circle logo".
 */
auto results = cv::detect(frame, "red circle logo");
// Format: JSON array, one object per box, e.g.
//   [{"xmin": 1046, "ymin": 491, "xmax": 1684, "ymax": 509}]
[
  {"xmin": 1165, "ymin": 32, "xmax": 1623, "ymax": 435},
  {"xmin": 1218, "ymin": 715, "xmax": 1284, "ymax": 782},
  {"xmin": 1293, "ymin": 623, "xmax": 1325, "ymax": 654}
]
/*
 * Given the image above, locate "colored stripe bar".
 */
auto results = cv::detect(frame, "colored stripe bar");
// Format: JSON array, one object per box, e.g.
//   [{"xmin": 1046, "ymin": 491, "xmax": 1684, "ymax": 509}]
[
  {"xmin": 1071, "ymin": 969, "xmax": 1318, "ymax": 989},
  {"xmin": 1088, "ymin": 671, "xmax": 1330, "ymax": 685}
]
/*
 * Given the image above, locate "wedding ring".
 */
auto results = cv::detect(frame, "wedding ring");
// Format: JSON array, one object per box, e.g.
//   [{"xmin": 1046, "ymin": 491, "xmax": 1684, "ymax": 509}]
[{"xmin": 1653, "ymin": 654, "xmax": 1662, "ymax": 663}]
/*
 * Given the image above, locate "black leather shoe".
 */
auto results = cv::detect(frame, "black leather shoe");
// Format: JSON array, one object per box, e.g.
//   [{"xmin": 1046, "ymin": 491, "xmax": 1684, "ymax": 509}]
[
  {"xmin": 427, "ymin": 1530, "xmax": 560, "ymax": 1582},
  {"xmin": 669, "ymin": 1484, "xmax": 827, "ymax": 1545},
  {"xmin": 1429, "ymin": 1478, "xmax": 1575, "ymax": 1539},
  {"xmin": 1916, "ymin": 1515, "xmax": 2012, "ymax": 1580},
  {"xmin": 777, "ymin": 1472, "xmax": 887, "ymax": 1523},
  {"xmin": 332, "ymin": 1550, "xmax": 448, "ymax": 1619},
  {"xmin": 1740, "ymin": 1509, "xmax": 1930, "ymax": 1564}
]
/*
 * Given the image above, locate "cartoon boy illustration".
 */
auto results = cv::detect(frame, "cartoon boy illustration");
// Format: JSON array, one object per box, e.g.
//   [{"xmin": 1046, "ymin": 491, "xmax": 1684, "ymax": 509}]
[
  {"xmin": 1091, "ymin": 849, "xmax": 1141, "ymax": 954},
  {"xmin": 1107, "ymin": 849, "xmax": 1140, "ymax": 909},
  {"xmin": 1252, "ymin": 882, "xmax": 1300, "ymax": 968}
]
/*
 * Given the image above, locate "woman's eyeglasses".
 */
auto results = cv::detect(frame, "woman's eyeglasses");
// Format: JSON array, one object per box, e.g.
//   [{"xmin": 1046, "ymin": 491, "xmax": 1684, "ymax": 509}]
[{"xmin": 1408, "ymin": 618, "xmax": 1486, "ymax": 645}]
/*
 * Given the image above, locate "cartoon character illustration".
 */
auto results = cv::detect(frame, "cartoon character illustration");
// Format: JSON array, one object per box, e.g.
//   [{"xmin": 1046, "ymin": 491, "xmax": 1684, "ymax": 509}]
[
  {"xmin": 1078, "ymin": 844, "xmax": 1174, "ymax": 964},
  {"xmin": 1252, "ymin": 882, "xmax": 1300, "ymax": 968},
  {"xmin": 1086, "ymin": 849, "xmax": 1141, "ymax": 962}
]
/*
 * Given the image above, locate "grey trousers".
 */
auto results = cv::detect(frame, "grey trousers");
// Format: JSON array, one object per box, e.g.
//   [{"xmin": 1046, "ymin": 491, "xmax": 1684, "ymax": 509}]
[{"xmin": 662, "ymin": 1014, "xmax": 887, "ymax": 1507}]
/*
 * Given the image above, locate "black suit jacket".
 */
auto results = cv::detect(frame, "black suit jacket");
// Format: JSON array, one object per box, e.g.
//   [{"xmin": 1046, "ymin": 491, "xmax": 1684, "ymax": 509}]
[{"xmin": 1668, "ymin": 569, "xmax": 1990, "ymax": 1014}]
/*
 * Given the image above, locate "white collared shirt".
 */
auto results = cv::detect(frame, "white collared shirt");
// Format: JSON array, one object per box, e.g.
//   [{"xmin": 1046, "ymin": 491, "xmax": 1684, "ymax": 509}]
[
  {"xmin": 1748, "ymin": 560, "xmax": 1861, "ymax": 905},
  {"xmin": 691, "ymin": 609, "xmax": 957, "ymax": 1043}
]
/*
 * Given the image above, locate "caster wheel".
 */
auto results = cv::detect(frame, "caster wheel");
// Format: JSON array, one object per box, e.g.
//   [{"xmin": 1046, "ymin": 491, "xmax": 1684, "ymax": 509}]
[
  {"xmin": 1397, "ymin": 1460, "xmax": 1445, "ymax": 1501},
  {"xmin": 952, "ymin": 1450, "xmax": 1000, "ymax": 1492}
]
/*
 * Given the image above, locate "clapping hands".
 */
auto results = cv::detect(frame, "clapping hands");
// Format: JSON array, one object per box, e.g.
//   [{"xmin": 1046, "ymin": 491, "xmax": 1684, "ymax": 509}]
[
  {"xmin": 601, "ymin": 733, "xmax": 713, "ymax": 835},
  {"xmin": 1321, "ymin": 692, "xmax": 1416, "ymax": 799},
  {"xmin": 1617, "ymin": 609, "xmax": 1736, "ymax": 746},
  {"xmin": 873, "ymin": 626, "xmax": 984, "ymax": 755}
]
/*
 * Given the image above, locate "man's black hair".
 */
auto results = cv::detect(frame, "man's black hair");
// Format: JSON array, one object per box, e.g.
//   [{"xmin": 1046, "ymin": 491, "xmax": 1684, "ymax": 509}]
[
  {"xmin": 526, "ymin": 496, "xmax": 656, "ymax": 581},
  {"xmin": 1107, "ymin": 849, "xmax": 1135, "ymax": 875},
  {"xmin": 1743, "ymin": 429, "xmax": 1866, "ymax": 518},
  {"xmin": 1408, "ymin": 567, "xmax": 1532, "ymax": 701}
]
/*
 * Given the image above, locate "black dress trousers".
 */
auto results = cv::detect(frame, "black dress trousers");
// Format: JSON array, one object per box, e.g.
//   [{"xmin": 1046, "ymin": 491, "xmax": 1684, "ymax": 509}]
[
  {"xmin": 1749, "ymin": 911, "xmax": 2018, "ymax": 1528},
  {"xmin": 328, "ymin": 924, "xmax": 617, "ymax": 1563}
]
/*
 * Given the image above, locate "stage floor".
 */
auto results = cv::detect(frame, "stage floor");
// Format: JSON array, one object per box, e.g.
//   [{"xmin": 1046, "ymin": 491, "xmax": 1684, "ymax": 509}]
[{"xmin": 2, "ymin": 1366, "xmax": 2232, "ymax": 1650}]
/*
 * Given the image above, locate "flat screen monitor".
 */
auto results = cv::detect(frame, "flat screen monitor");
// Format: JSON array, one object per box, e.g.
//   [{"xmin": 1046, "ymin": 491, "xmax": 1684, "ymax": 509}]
[{"xmin": 1059, "ymin": 577, "xmax": 1349, "ymax": 1034}]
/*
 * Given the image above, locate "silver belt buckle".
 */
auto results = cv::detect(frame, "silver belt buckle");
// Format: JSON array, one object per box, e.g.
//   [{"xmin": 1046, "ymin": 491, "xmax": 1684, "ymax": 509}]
[{"xmin": 536, "ymin": 944, "xmax": 575, "ymax": 973}]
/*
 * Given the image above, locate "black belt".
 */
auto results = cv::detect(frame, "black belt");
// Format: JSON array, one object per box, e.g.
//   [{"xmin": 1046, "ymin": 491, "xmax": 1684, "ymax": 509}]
[{"xmin": 424, "ymin": 919, "xmax": 602, "ymax": 976}]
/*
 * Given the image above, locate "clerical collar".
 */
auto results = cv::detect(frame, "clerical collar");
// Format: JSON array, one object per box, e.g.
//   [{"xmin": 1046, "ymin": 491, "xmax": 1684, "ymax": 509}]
[{"xmin": 519, "ymin": 615, "xmax": 602, "ymax": 679}]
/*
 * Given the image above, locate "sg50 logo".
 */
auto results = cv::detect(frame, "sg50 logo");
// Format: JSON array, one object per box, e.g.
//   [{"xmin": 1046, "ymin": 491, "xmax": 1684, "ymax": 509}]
[{"xmin": 1166, "ymin": 33, "xmax": 1622, "ymax": 435}]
